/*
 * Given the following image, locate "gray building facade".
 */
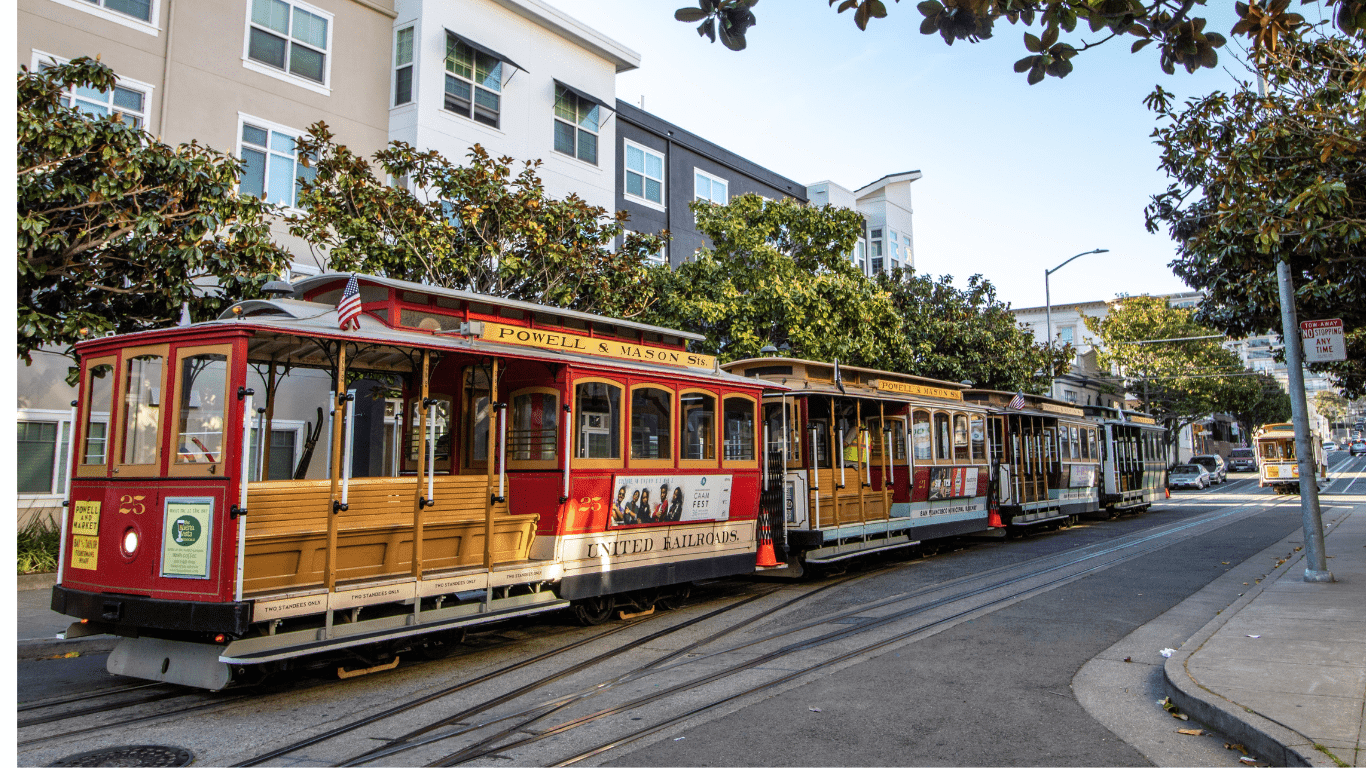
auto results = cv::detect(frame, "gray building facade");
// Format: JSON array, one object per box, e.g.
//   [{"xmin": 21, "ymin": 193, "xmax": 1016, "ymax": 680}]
[{"xmin": 614, "ymin": 101, "xmax": 807, "ymax": 268}]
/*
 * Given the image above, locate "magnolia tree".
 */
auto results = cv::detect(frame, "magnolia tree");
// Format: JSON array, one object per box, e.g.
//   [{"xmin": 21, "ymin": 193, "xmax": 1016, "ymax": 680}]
[
  {"xmin": 18, "ymin": 57, "xmax": 287, "ymax": 363},
  {"xmin": 288, "ymin": 124, "xmax": 668, "ymax": 320},
  {"xmin": 1147, "ymin": 32, "xmax": 1366, "ymax": 397},
  {"xmin": 672, "ymin": 0, "xmax": 1360, "ymax": 82}
]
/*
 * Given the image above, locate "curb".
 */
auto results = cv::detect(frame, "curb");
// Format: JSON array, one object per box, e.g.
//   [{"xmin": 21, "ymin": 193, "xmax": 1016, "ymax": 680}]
[
  {"xmin": 18, "ymin": 572, "xmax": 57, "ymax": 591},
  {"xmin": 1161, "ymin": 543, "xmax": 1331, "ymax": 767},
  {"xmin": 18, "ymin": 636, "xmax": 119, "ymax": 661}
]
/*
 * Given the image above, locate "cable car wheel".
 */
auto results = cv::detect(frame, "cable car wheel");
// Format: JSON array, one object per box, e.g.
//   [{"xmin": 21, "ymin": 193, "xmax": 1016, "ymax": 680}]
[
  {"xmin": 654, "ymin": 585, "xmax": 690, "ymax": 611},
  {"xmin": 572, "ymin": 596, "xmax": 615, "ymax": 626},
  {"xmin": 417, "ymin": 628, "xmax": 466, "ymax": 660}
]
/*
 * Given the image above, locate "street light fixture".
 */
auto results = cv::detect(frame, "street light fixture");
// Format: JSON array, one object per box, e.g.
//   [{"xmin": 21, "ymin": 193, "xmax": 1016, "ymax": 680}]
[{"xmin": 1045, "ymin": 248, "xmax": 1108, "ymax": 400}]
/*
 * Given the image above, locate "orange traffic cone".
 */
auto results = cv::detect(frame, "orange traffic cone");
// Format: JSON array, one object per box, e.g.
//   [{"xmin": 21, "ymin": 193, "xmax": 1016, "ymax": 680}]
[
  {"xmin": 987, "ymin": 502, "xmax": 1005, "ymax": 529},
  {"xmin": 756, "ymin": 514, "xmax": 779, "ymax": 567},
  {"xmin": 1165, "ymin": 487, "xmax": 1171, "ymax": 499}
]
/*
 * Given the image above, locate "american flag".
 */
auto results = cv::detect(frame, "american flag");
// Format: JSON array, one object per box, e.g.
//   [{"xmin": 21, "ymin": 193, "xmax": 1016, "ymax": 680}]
[
  {"xmin": 336, "ymin": 275, "xmax": 362, "ymax": 331},
  {"xmin": 1008, "ymin": 391, "xmax": 1026, "ymax": 410}
]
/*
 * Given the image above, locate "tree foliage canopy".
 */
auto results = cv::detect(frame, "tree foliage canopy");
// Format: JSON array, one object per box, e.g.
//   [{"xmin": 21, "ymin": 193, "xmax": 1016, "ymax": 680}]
[
  {"xmin": 1084, "ymin": 295, "xmax": 1267, "ymax": 431},
  {"xmin": 1146, "ymin": 33, "xmax": 1366, "ymax": 397},
  {"xmin": 644, "ymin": 194, "xmax": 1063, "ymax": 393},
  {"xmin": 288, "ymin": 123, "xmax": 667, "ymax": 320},
  {"xmin": 17, "ymin": 57, "xmax": 287, "ymax": 362},
  {"xmin": 675, "ymin": 0, "xmax": 1361, "ymax": 83}
]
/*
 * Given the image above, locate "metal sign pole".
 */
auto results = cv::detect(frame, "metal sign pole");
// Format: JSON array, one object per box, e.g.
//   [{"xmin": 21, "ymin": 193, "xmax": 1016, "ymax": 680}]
[{"xmin": 1276, "ymin": 258, "xmax": 1333, "ymax": 582}]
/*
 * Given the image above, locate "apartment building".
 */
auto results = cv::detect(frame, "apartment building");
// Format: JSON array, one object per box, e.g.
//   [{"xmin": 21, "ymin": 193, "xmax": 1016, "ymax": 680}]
[
  {"xmin": 17, "ymin": 0, "xmax": 396, "ymax": 523},
  {"xmin": 390, "ymin": 0, "xmax": 640, "ymax": 213},
  {"xmin": 806, "ymin": 173, "xmax": 920, "ymax": 277},
  {"xmin": 614, "ymin": 101, "xmax": 809, "ymax": 267}
]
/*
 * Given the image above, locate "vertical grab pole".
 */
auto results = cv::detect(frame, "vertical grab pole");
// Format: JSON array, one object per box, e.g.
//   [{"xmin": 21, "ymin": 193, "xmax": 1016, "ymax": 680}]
[
  {"xmin": 325, "ymin": 345, "xmax": 348, "ymax": 599},
  {"xmin": 236, "ymin": 393, "xmax": 253, "ymax": 603},
  {"xmin": 881, "ymin": 401, "xmax": 891, "ymax": 517},
  {"xmin": 856, "ymin": 399, "xmax": 867, "ymax": 525},
  {"xmin": 342, "ymin": 389, "xmax": 356, "ymax": 509},
  {"xmin": 827, "ymin": 395, "xmax": 838, "ymax": 522},
  {"xmin": 763, "ymin": 423, "xmax": 770, "ymax": 492},
  {"xmin": 484, "ymin": 359, "xmax": 500, "ymax": 609},
  {"xmin": 255, "ymin": 408, "xmax": 266, "ymax": 482},
  {"xmin": 809, "ymin": 423, "xmax": 821, "ymax": 529},
  {"xmin": 498, "ymin": 399, "xmax": 507, "ymax": 501},
  {"xmin": 838, "ymin": 428, "xmax": 846, "ymax": 489},
  {"xmin": 562, "ymin": 398, "xmax": 571, "ymax": 502},
  {"xmin": 57, "ymin": 401, "xmax": 78, "ymax": 586},
  {"xmin": 412, "ymin": 351, "xmax": 429, "ymax": 585},
  {"xmin": 427, "ymin": 401, "xmax": 436, "ymax": 504}
]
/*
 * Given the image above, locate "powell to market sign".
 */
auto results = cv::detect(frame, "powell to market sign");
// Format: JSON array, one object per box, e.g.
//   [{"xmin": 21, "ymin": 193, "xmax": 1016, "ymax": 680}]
[{"xmin": 480, "ymin": 322, "xmax": 717, "ymax": 370}]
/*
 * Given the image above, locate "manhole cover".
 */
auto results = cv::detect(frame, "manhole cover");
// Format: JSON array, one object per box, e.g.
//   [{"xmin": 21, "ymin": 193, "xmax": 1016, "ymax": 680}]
[{"xmin": 50, "ymin": 746, "xmax": 194, "ymax": 767}]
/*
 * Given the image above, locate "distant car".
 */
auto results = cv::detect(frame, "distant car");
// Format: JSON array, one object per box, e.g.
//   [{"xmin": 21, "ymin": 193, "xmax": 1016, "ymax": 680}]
[
  {"xmin": 1169, "ymin": 464, "xmax": 1212, "ymax": 490},
  {"xmin": 1190, "ymin": 454, "xmax": 1227, "ymax": 484},
  {"xmin": 1352, "ymin": 441, "xmax": 1366, "ymax": 457},
  {"xmin": 1324, "ymin": 441, "xmax": 1339, "ymax": 452},
  {"xmin": 1227, "ymin": 448, "xmax": 1257, "ymax": 472}
]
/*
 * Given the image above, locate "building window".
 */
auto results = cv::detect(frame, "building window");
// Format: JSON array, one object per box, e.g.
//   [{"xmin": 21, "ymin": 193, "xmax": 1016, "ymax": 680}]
[
  {"xmin": 37, "ymin": 54, "xmax": 151, "ymax": 128},
  {"xmin": 624, "ymin": 141, "xmax": 664, "ymax": 207},
  {"xmin": 553, "ymin": 85, "xmax": 599, "ymax": 164},
  {"xmin": 1059, "ymin": 326, "xmax": 1074, "ymax": 345},
  {"xmin": 76, "ymin": 0, "xmax": 152, "ymax": 22},
  {"xmin": 1064, "ymin": 390, "xmax": 1078, "ymax": 404},
  {"xmin": 247, "ymin": 426, "xmax": 300, "ymax": 481},
  {"xmin": 18, "ymin": 420, "xmax": 71, "ymax": 495},
  {"xmin": 246, "ymin": 0, "xmax": 331, "ymax": 86},
  {"xmin": 445, "ymin": 34, "xmax": 501, "ymax": 128},
  {"xmin": 851, "ymin": 240, "xmax": 867, "ymax": 272},
  {"xmin": 394, "ymin": 26, "xmax": 414, "ymax": 106},
  {"xmin": 626, "ymin": 231, "xmax": 668, "ymax": 266},
  {"xmin": 694, "ymin": 170, "xmax": 728, "ymax": 206},
  {"xmin": 238, "ymin": 118, "xmax": 315, "ymax": 208}
]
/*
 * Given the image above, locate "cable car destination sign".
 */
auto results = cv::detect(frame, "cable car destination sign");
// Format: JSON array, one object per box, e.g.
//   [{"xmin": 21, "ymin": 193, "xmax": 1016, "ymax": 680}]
[
  {"xmin": 1300, "ymin": 319, "xmax": 1346, "ymax": 363},
  {"xmin": 479, "ymin": 321, "xmax": 717, "ymax": 370}
]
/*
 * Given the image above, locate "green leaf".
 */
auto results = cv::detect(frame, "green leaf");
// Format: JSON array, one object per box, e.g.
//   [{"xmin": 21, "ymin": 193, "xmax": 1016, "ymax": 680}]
[
  {"xmin": 675, "ymin": 7, "xmax": 708, "ymax": 22},
  {"xmin": 1024, "ymin": 32, "xmax": 1043, "ymax": 53}
]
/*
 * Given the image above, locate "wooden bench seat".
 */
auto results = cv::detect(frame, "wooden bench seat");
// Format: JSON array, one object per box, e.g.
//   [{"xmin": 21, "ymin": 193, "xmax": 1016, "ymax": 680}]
[
  {"xmin": 241, "ymin": 475, "xmax": 536, "ymax": 595},
  {"xmin": 812, "ymin": 469, "xmax": 889, "ymax": 529}
]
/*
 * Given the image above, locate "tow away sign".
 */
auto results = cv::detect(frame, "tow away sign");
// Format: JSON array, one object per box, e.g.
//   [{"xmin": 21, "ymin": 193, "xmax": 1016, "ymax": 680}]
[{"xmin": 1300, "ymin": 319, "xmax": 1346, "ymax": 363}]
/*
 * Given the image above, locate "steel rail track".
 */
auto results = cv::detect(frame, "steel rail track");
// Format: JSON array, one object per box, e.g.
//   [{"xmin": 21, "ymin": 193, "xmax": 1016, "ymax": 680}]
[
  {"xmin": 16, "ymin": 689, "xmax": 192, "ymax": 728},
  {"xmin": 338, "ymin": 575, "xmax": 867, "ymax": 766},
  {"xmin": 418, "ymin": 496, "xmax": 1295, "ymax": 766},
  {"xmin": 17, "ymin": 682, "xmax": 167, "ymax": 712}
]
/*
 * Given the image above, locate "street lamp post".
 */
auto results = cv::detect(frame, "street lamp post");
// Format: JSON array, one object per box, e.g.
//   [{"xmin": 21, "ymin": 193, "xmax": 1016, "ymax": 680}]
[{"xmin": 1045, "ymin": 248, "xmax": 1108, "ymax": 400}]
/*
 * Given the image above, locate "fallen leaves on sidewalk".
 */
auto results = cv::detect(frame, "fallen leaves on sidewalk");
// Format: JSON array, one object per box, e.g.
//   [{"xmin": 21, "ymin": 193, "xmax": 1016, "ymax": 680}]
[
  {"xmin": 1177, "ymin": 728, "xmax": 1204, "ymax": 736},
  {"xmin": 1225, "ymin": 743, "xmax": 1249, "ymax": 755}
]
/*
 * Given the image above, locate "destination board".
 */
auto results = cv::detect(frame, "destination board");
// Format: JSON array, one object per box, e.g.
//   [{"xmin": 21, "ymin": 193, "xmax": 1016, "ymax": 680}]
[
  {"xmin": 873, "ymin": 380, "xmax": 963, "ymax": 401},
  {"xmin": 480, "ymin": 322, "xmax": 716, "ymax": 370}
]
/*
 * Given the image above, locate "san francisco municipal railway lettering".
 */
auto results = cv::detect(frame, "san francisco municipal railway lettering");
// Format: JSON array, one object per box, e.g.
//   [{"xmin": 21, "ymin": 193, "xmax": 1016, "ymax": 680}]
[{"xmin": 482, "ymin": 322, "xmax": 716, "ymax": 370}]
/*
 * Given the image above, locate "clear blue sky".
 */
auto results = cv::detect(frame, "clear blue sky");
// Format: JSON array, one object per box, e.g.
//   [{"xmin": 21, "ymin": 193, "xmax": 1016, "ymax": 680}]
[{"xmin": 544, "ymin": 0, "xmax": 1259, "ymax": 310}]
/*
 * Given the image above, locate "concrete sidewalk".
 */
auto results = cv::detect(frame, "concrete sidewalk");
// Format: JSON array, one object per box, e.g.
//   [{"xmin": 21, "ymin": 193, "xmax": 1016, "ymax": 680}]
[{"xmin": 1165, "ymin": 504, "xmax": 1366, "ymax": 767}]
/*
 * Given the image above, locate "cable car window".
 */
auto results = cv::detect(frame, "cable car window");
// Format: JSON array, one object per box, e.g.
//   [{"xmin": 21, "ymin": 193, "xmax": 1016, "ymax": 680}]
[
  {"xmin": 723, "ymin": 397, "xmax": 755, "ymax": 461},
  {"xmin": 681, "ymin": 391, "xmax": 715, "ymax": 461},
  {"xmin": 891, "ymin": 418, "xmax": 907, "ymax": 461},
  {"xmin": 934, "ymin": 412, "xmax": 951, "ymax": 461},
  {"xmin": 809, "ymin": 418, "xmax": 831, "ymax": 469},
  {"xmin": 1080, "ymin": 427, "xmax": 1090, "ymax": 460},
  {"xmin": 1090, "ymin": 429, "xmax": 1099, "ymax": 460},
  {"xmin": 970, "ymin": 416, "xmax": 984, "ymax": 462},
  {"xmin": 510, "ymin": 390, "xmax": 558, "ymax": 462},
  {"xmin": 953, "ymin": 414, "xmax": 970, "ymax": 461},
  {"xmin": 576, "ymin": 382, "xmax": 621, "ymax": 459},
  {"xmin": 121, "ymin": 354, "xmax": 164, "ymax": 466},
  {"xmin": 1068, "ymin": 427, "xmax": 1078, "ymax": 459},
  {"xmin": 174, "ymin": 353, "xmax": 228, "ymax": 465},
  {"xmin": 912, "ymin": 410, "xmax": 932, "ymax": 461},
  {"xmin": 631, "ymin": 387, "xmax": 672, "ymax": 460},
  {"xmin": 1057, "ymin": 425, "xmax": 1070, "ymax": 464},
  {"xmin": 466, "ymin": 366, "xmax": 493, "ymax": 467},
  {"xmin": 82, "ymin": 363, "xmax": 114, "ymax": 467}
]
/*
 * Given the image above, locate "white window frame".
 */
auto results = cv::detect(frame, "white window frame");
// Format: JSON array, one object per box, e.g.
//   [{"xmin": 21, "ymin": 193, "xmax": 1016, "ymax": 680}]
[
  {"xmin": 623, "ymin": 139, "xmax": 665, "ymax": 211},
  {"xmin": 240, "ymin": 0, "xmax": 334, "ymax": 96},
  {"xmin": 236, "ymin": 113, "xmax": 311, "ymax": 211},
  {"xmin": 553, "ymin": 84, "xmax": 601, "ymax": 166},
  {"xmin": 31, "ymin": 51, "xmax": 156, "ymax": 131},
  {"xmin": 443, "ymin": 33, "xmax": 503, "ymax": 130},
  {"xmin": 17, "ymin": 409, "xmax": 77, "ymax": 500},
  {"xmin": 694, "ymin": 168, "xmax": 728, "ymax": 206},
  {"xmin": 392, "ymin": 24, "xmax": 416, "ymax": 108},
  {"xmin": 246, "ymin": 420, "xmax": 305, "ymax": 482},
  {"xmin": 46, "ymin": 0, "xmax": 160, "ymax": 35}
]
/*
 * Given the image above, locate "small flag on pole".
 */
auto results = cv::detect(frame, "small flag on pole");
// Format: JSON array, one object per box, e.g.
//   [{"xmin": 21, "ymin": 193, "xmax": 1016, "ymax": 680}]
[
  {"xmin": 833, "ymin": 359, "xmax": 845, "ymax": 394},
  {"xmin": 1008, "ymin": 391, "xmax": 1026, "ymax": 410},
  {"xmin": 336, "ymin": 275, "xmax": 362, "ymax": 331}
]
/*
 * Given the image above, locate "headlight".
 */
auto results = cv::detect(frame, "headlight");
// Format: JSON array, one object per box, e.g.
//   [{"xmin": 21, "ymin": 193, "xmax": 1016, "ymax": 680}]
[{"xmin": 122, "ymin": 528, "xmax": 140, "ymax": 557}]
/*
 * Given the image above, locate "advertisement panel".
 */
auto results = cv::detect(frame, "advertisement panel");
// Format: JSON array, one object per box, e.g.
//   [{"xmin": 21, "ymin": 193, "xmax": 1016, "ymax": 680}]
[
  {"xmin": 1069, "ymin": 464, "xmax": 1097, "ymax": 488},
  {"xmin": 69, "ymin": 500, "xmax": 101, "ymax": 571},
  {"xmin": 927, "ymin": 467, "xmax": 980, "ymax": 501},
  {"xmin": 160, "ymin": 497, "xmax": 214, "ymax": 579},
  {"xmin": 608, "ymin": 474, "xmax": 733, "ymax": 527}
]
